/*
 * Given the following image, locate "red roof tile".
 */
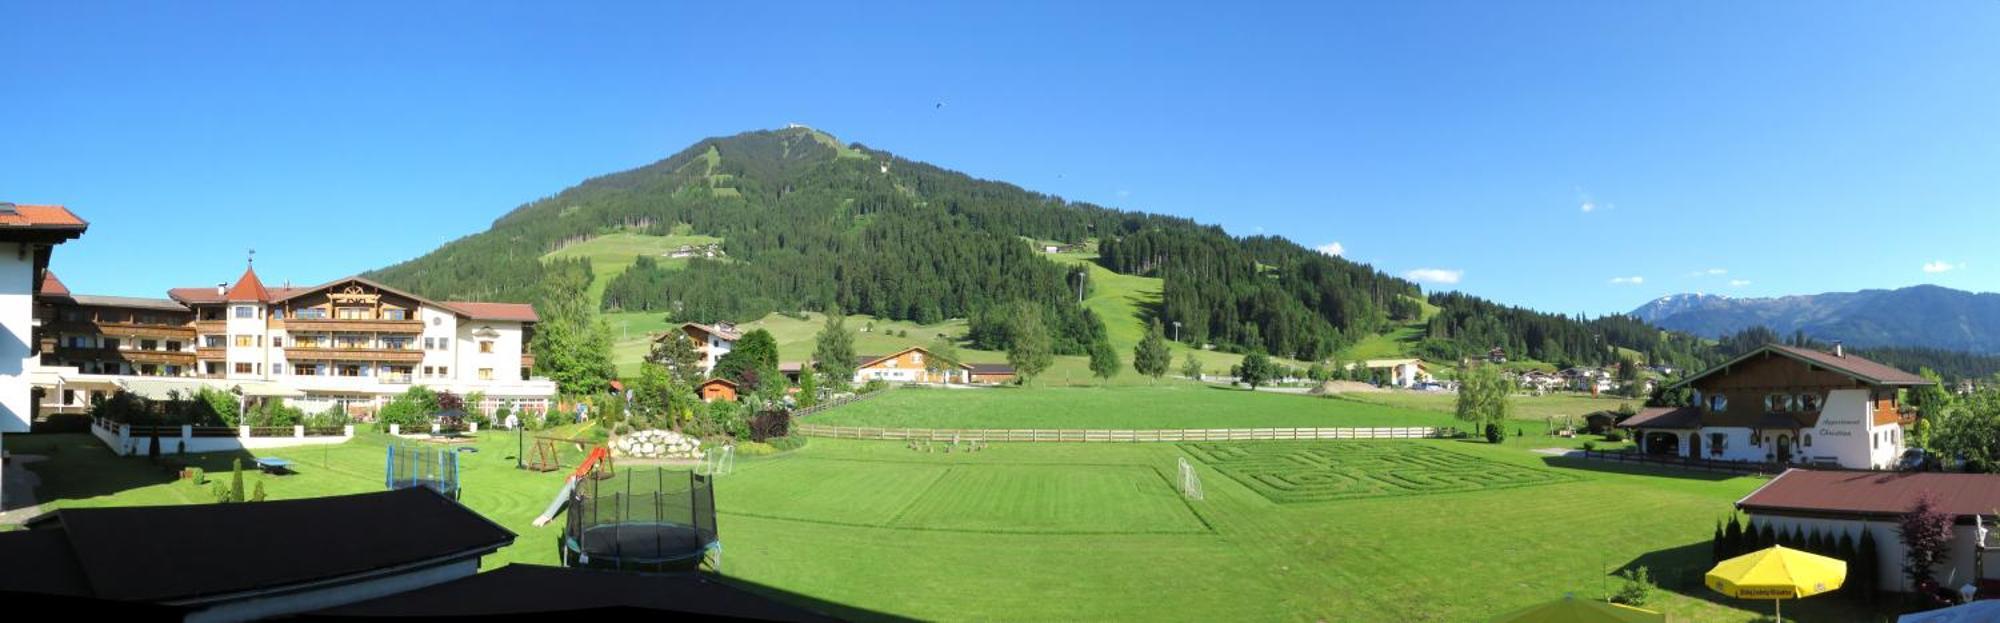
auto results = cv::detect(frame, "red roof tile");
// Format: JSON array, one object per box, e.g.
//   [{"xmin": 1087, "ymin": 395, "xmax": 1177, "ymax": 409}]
[
  {"xmin": 1739, "ymin": 469, "xmax": 2000, "ymax": 519},
  {"xmin": 39, "ymin": 271, "xmax": 70, "ymax": 297},
  {"xmin": 446, "ymin": 302, "xmax": 538, "ymax": 322},
  {"xmin": 0, "ymin": 204, "xmax": 87, "ymax": 229}
]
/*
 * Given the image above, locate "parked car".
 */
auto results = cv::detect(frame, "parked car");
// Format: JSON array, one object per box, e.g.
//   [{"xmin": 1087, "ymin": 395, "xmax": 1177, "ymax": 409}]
[{"xmin": 1897, "ymin": 448, "xmax": 1938, "ymax": 472}]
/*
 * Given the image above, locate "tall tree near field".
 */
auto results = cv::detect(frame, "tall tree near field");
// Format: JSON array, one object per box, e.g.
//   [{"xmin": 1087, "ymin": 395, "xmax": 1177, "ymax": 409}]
[
  {"xmin": 1088, "ymin": 335, "xmax": 1121, "ymax": 384},
  {"xmin": 1237, "ymin": 352, "xmax": 1274, "ymax": 389},
  {"xmin": 1897, "ymin": 494, "xmax": 1956, "ymax": 591},
  {"xmin": 1455, "ymin": 364, "xmax": 1513, "ymax": 442},
  {"xmin": 1133, "ymin": 319, "xmax": 1173, "ymax": 381},
  {"xmin": 529, "ymin": 259, "xmax": 615, "ymax": 395},
  {"xmin": 715, "ymin": 328, "xmax": 779, "ymax": 386},
  {"xmin": 797, "ymin": 369, "xmax": 820, "ymax": 409},
  {"xmin": 1180, "ymin": 353, "xmax": 1204, "ymax": 380},
  {"xmin": 813, "ymin": 311, "xmax": 857, "ymax": 390},
  {"xmin": 1006, "ymin": 303, "xmax": 1055, "ymax": 383},
  {"xmin": 648, "ymin": 327, "xmax": 706, "ymax": 385}
]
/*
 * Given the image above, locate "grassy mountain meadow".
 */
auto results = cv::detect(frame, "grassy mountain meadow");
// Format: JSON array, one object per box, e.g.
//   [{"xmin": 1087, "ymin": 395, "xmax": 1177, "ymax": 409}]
[{"xmin": 366, "ymin": 127, "xmax": 1731, "ymax": 379}]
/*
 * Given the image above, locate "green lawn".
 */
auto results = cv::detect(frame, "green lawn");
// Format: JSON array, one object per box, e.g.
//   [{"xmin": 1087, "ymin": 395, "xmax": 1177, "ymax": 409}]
[
  {"xmin": 542, "ymin": 229, "xmax": 723, "ymax": 303},
  {"xmin": 8, "ymin": 418, "xmax": 1895, "ymax": 621},
  {"xmin": 813, "ymin": 385, "xmax": 1468, "ymax": 429}
]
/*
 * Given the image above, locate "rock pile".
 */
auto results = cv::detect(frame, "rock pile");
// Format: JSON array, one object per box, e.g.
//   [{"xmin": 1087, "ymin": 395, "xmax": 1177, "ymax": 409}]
[{"xmin": 613, "ymin": 429, "xmax": 703, "ymax": 459}]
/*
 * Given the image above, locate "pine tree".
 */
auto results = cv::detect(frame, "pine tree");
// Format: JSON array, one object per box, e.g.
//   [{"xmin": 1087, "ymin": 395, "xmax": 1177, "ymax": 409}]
[
  {"xmin": 1857, "ymin": 528, "xmax": 1881, "ymax": 601},
  {"xmin": 1133, "ymin": 319, "xmax": 1173, "ymax": 381},
  {"xmin": 715, "ymin": 329, "xmax": 779, "ymax": 386},
  {"xmin": 1724, "ymin": 514, "xmax": 1745, "ymax": 558},
  {"xmin": 1088, "ymin": 335, "xmax": 1121, "ymax": 385},
  {"xmin": 229, "ymin": 459, "xmax": 246, "ymax": 503},
  {"xmin": 648, "ymin": 327, "xmax": 705, "ymax": 385},
  {"xmin": 1712, "ymin": 520, "xmax": 1727, "ymax": 564},
  {"xmin": 813, "ymin": 311, "xmax": 857, "ymax": 390},
  {"xmin": 797, "ymin": 369, "xmax": 820, "ymax": 408}
]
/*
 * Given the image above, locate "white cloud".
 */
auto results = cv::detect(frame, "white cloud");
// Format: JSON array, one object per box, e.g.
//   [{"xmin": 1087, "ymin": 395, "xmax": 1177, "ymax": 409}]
[
  {"xmin": 1576, "ymin": 187, "xmax": 1613, "ymax": 213},
  {"xmin": 1684, "ymin": 268, "xmax": 1727, "ymax": 277},
  {"xmin": 1316, "ymin": 242, "xmax": 1345, "ymax": 257},
  {"xmin": 1608, "ymin": 276, "xmax": 1645, "ymax": 285},
  {"xmin": 1728, "ymin": 279, "xmax": 1751, "ymax": 287},
  {"xmin": 1580, "ymin": 200, "xmax": 1598, "ymax": 213},
  {"xmin": 1923, "ymin": 260, "xmax": 1964, "ymax": 274},
  {"xmin": 1405, "ymin": 268, "xmax": 1463, "ymax": 285},
  {"xmin": 1115, "ymin": 189, "xmax": 1131, "ymax": 198}
]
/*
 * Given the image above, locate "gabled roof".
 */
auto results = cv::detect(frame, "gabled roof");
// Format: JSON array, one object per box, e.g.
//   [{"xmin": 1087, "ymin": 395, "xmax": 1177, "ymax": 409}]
[
  {"xmin": 39, "ymin": 270, "xmax": 71, "ymax": 297},
  {"xmin": 968, "ymin": 363, "xmax": 1015, "ymax": 374},
  {"xmin": 1667, "ymin": 344, "xmax": 1932, "ymax": 390},
  {"xmin": 679, "ymin": 322, "xmax": 742, "ymax": 342},
  {"xmin": 698, "ymin": 377, "xmax": 738, "ymax": 388},
  {"xmin": 857, "ymin": 346, "xmax": 970, "ymax": 370},
  {"xmin": 68, "ymin": 295, "xmax": 191, "ymax": 313},
  {"xmin": 1737, "ymin": 468, "xmax": 2000, "ymax": 519},
  {"xmin": 3, "ymin": 488, "xmax": 513, "ymax": 603},
  {"xmin": 169, "ymin": 274, "xmax": 534, "ymax": 321},
  {"xmin": 0, "ymin": 204, "xmax": 89, "ymax": 242}
]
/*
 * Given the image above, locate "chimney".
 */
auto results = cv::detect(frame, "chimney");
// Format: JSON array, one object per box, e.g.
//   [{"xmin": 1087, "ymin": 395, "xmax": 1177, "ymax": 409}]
[
  {"xmin": 1833, "ymin": 341, "xmax": 1844, "ymax": 358},
  {"xmin": 217, "ymin": 283, "xmax": 226, "ymax": 296}
]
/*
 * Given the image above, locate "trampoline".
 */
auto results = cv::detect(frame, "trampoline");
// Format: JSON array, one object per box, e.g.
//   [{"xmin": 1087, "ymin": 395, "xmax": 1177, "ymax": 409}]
[
  {"xmin": 385, "ymin": 443, "xmax": 461, "ymax": 499},
  {"xmin": 561, "ymin": 468, "xmax": 720, "ymax": 572}
]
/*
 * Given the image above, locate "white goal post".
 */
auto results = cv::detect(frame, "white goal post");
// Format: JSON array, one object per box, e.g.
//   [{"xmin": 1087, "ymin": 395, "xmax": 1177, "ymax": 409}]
[
  {"xmin": 1178, "ymin": 457, "xmax": 1203, "ymax": 501},
  {"xmin": 700, "ymin": 445, "xmax": 736, "ymax": 477}
]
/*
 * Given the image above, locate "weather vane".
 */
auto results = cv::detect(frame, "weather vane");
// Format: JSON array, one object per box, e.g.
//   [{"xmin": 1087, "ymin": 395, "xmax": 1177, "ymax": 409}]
[{"xmin": 248, "ymin": 248, "xmax": 256, "ymax": 265}]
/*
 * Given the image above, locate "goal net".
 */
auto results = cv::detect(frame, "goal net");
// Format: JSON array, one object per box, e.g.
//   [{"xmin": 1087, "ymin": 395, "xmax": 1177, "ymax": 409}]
[
  {"xmin": 1178, "ymin": 457, "xmax": 1203, "ymax": 501},
  {"xmin": 698, "ymin": 445, "xmax": 735, "ymax": 477}
]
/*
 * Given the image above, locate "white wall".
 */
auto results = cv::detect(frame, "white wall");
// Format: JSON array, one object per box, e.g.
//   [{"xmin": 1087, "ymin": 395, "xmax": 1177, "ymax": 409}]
[
  {"xmin": 1751, "ymin": 513, "xmax": 1999, "ymax": 593},
  {"xmin": 0, "ymin": 249, "xmax": 31, "ymax": 432},
  {"xmin": 224, "ymin": 302, "xmax": 266, "ymax": 380},
  {"xmin": 455, "ymin": 320, "xmax": 524, "ymax": 382}
]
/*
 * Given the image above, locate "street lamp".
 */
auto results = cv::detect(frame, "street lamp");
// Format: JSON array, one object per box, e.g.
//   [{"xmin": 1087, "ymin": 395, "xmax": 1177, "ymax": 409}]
[{"xmin": 1172, "ymin": 320, "xmax": 1182, "ymax": 343}]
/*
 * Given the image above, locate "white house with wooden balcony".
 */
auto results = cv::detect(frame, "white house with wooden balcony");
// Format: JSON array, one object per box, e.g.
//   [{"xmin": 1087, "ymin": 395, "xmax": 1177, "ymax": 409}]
[{"xmin": 33, "ymin": 264, "xmax": 555, "ymax": 417}]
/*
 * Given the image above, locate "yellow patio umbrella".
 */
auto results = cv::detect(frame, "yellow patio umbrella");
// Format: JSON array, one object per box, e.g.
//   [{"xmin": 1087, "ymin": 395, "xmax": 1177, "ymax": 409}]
[
  {"xmin": 1705, "ymin": 545, "xmax": 1847, "ymax": 623},
  {"xmin": 1487, "ymin": 594, "xmax": 1665, "ymax": 623}
]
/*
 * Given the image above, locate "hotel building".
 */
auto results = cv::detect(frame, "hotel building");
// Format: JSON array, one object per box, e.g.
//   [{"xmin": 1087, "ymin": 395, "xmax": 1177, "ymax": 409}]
[{"xmin": 33, "ymin": 265, "xmax": 555, "ymax": 416}]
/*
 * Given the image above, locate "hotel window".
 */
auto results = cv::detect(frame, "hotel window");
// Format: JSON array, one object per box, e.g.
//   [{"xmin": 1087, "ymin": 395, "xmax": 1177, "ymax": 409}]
[
  {"xmin": 438, "ymin": 337, "xmax": 449, "ymax": 349},
  {"xmin": 1802, "ymin": 434, "xmax": 1812, "ymax": 448},
  {"xmin": 383, "ymin": 309, "xmax": 409, "ymax": 320},
  {"xmin": 338, "ymin": 307, "xmax": 374, "ymax": 320},
  {"xmin": 297, "ymin": 307, "xmax": 327, "ymax": 319},
  {"xmin": 382, "ymin": 337, "xmax": 413, "ymax": 350},
  {"xmin": 204, "ymin": 335, "xmax": 224, "ymax": 348},
  {"xmin": 1764, "ymin": 394, "xmax": 1790, "ymax": 412},
  {"xmin": 141, "ymin": 339, "xmax": 159, "ymax": 351},
  {"xmin": 235, "ymin": 335, "xmax": 256, "ymax": 347},
  {"xmin": 438, "ymin": 366, "xmax": 449, "ymax": 377},
  {"xmin": 234, "ymin": 306, "xmax": 255, "ymax": 319},
  {"xmin": 1708, "ymin": 433, "xmax": 1726, "ymax": 456},
  {"xmin": 104, "ymin": 338, "xmax": 121, "ymax": 350},
  {"xmin": 424, "ymin": 337, "xmax": 435, "ymax": 349},
  {"xmin": 166, "ymin": 340, "xmax": 181, "ymax": 351},
  {"xmin": 423, "ymin": 366, "xmax": 434, "ymax": 377},
  {"xmin": 338, "ymin": 365, "xmax": 362, "ymax": 377},
  {"xmin": 234, "ymin": 363, "xmax": 253, "ymax": 374},
  {"xmin": 1750, "ymin": 433, "xmax": 1761, "ymax": 447},
  {"xmin": 205, "ymin": 362, "xmax": 224, "ymax": 375},
  {"xmin": 479, "ymin": 341, "xmax": 494, "ymax": 354},
  {"xmin": 272, "ymin": 363, "xmax": 284, "ymax": 375},
  {"xmin": 336, "ymin": 335, "xmax": 368, "ymax": 349},
  {"xmin": 296, "ymin": 364, "xmax": 318, "ymax": 376},
  {"xmin": 1708, "ymin": 394, "xmax": 1727, "ymax": 412},
  {"xmin": 478, "ymin": 368, "xmax": 493, "ymax": 380}
]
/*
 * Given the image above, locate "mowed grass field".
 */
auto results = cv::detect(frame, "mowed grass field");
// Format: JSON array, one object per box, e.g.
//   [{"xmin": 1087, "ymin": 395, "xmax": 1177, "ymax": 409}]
[
  {"xmin": 814, "ymin": 384, "xmax": 1468, "ymax": 429},
  {"xmin": 542, "ymin": 229, "xmax": 723, "ymax": 303},
  {"xmin": 11, "ymin": 414, "xmax": 1883, "ymax": 621}
]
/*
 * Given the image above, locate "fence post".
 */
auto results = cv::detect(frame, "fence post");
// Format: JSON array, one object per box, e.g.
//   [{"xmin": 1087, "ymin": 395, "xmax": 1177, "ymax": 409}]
[
  {"xmin": 343, "ymin": 424, "xmax": 355, "ymax": 438},
  {"xmin": 238, "ymin": 425, "xmax": 251, "ymax": 439},
  {"xmin": 294, "ymin": 424, "xmax": 305, "ymax": 439},
  {"xmin": 389, "ymin": 423, "xmax": 401, "ymax": 436}
]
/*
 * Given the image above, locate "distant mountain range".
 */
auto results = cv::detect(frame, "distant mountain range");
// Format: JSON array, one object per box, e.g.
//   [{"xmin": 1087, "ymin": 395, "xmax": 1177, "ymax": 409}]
[{"xmin": 1632, "ymin": 285, "xmax": 2000, "ymax": 354}]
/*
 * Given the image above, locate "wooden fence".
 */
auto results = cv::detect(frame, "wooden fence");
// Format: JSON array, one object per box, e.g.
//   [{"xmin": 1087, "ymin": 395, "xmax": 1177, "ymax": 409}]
[
  {"xmin": 790, "ymin": 389, "xmax": 890, "ymax": 419},
  {"xmin": 1574, "ymin": 450, "xmax": 1777, "ymax": 476},
  {"xmin": 793, "ymin": 423, "xmax": 1443, "ymax": 443}
]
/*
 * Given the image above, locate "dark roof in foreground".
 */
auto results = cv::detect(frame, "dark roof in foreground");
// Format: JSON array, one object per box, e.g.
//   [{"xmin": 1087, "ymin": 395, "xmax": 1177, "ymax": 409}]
[
  {"xmin": 1616, "ymin": 406, "xmax": 1702, "ymax": 429},
  {"xmin": 315, "ymin": 564, "xmax": 845, "ymax": 621},
  {"xmin": 2, "ymin": 488, "xmax": 514, "ymax": 603},
  {"xmin": 1738, "ymin": 469, "xmax": 2000, "ymax": 519}
]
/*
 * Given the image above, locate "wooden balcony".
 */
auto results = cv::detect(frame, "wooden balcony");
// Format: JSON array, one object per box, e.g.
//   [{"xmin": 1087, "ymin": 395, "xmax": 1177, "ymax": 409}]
[
  {"xmin": 51, "ymin": 347, "xmax": 196, "ymax": 365},
  {"xmin": 283, "ymin": 347, "xmax": 425, "ymax": 363},
  {"xmin": 279, "ymin": 318, "xmax": 425, "ymax": 333},
  {"xmin": 196, "ymin": 347, "xmax": 226, "ymax": 360},
  {"xmin": 46, "ymin": 321, "xmax": 196, "ymax": 339}
]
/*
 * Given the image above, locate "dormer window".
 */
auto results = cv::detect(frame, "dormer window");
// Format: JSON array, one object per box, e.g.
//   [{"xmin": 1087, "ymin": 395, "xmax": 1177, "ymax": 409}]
[
  {"xmin": 1765, "ymin": 393, "xmax": 1795, "ymax": 413},
  {"xmin": 1797, "ymin": 393, "xmax": 1823, "ymax": 411},
  {"xmin": 1708, "ymin": 394, "xmax": 1728, "ymax": 412}
]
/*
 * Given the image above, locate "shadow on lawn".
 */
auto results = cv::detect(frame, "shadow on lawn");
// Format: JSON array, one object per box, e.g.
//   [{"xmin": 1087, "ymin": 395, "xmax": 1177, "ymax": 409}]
[
  {"xmin": 5, "ymin": 433, "xmax": 260, "ymax": 513},
  {"xmin": 1623, "ymin": 540, "xmax": 1905, "ymax": 623},
  {"xmin": 1535, "ymin": 454, "xmax": 1744, "ymax": 482}
]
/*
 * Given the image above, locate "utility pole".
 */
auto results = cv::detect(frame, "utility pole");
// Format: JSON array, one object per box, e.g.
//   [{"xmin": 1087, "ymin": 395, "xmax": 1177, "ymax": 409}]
[{"xmin": 1173, "ymin": 320, "xmax": 1182, "ymax": 343}]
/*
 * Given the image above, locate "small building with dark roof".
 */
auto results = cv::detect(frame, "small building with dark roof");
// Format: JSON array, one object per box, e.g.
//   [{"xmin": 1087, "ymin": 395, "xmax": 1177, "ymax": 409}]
[
  {"xmin": 1619, "ymin": 344, "xmax": 1928, "ymax": 469},
  {"xmin": 1736, "ymin": 469, "xmax": 2000, "ymax": 593},
  {"xmin": 0, "ymin": 488, "xmax": 515, "ymax": 622},
  {"xmin": 315, "ymin": 563, "xmax": 847, "ymax": 621}
]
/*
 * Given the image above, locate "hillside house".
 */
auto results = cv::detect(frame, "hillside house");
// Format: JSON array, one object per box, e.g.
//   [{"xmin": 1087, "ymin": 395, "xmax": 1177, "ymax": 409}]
[
  {"xmin": 851, "ymin": 346, "xmax": 1013, "ymax": 385},
  {"xmin": 1737, "ymin": 469, "xmax": 2000, "ymax": 593},
  {"xmin": 1618, "ymin": 344, "xmax": 1927, "ymax": 469},
  {"xmin": 666, "ymin": 243, "xmax": 724, "ymax": 259},
  {"xmin": 664, "ymin": 322, "xmax": 739, "ymax": 374},
  {"xmin": 1357, "ymin": 359, "xmax": 1432, "ymax": 388},
  {"xmin": 1487, "ymin": 347, "xmax": 1508, "ymax": 364}
]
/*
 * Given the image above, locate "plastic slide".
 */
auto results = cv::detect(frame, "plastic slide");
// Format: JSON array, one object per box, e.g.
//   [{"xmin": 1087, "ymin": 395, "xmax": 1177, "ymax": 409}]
[{"xmin": 531, "ymin": 446, "xmax": 609, "ymax": 527}]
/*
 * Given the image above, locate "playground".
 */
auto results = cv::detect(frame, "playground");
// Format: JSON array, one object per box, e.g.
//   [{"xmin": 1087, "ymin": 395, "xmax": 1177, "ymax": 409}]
[{"xmin": 1, "ymin": 422, "xmax": 1896, "ymax": 622}]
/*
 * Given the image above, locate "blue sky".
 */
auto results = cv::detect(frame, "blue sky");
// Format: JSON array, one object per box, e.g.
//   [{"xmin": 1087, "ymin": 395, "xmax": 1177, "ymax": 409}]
[{"xmin": 4, "ymin": 1, "xmax": 1997, "ymax": 314}]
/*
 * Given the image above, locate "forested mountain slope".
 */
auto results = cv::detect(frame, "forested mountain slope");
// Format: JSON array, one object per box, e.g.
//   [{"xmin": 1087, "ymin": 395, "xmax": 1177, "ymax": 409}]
[{"xmin": 368, "ymin": 127, "xmax": 1713, "ymax": 369}]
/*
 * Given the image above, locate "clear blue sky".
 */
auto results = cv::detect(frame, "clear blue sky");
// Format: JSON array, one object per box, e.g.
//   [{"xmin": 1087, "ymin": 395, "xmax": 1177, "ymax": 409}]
[{"xmin": 5, "ymin": 1, "xmax": 1997, "ymax": 314}]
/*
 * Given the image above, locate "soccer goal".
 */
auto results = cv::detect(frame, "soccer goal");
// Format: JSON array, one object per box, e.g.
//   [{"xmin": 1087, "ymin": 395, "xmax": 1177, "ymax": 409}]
[
  {"xmin": 1177, "ymin": 457, "xmax": 1203, "ymax": 501},
  {"xmin": 698, "ymin": 445, "xmax": 735, "ymax": 477}
]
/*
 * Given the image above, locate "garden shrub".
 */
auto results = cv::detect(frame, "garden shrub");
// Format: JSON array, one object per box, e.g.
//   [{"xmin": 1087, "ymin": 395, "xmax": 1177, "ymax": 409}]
[
  {"xmin": 542, "ymin": 407, "xmax": 569, "ymax": 430},
  {"xmin": 734, "ymin": 441, "xmax": 779, "ymax": 456},
  {"xmin": 858, "ymin": 379, "xmax": 888, "ymax": 394},
  {"xmin": 748, "ymin": 409, "xmax": 791, "ymax": 442},
  {"xmin": 304, "ymin": 406, "xmax": 350, "ymax": 429},
  {"xmin": 1602, "ymin": 432, "xmax": 1624, "ymax": 442},
  {"xmin": 1582, "ymin": 441, "xmax": 1598, "ymax": 452},
  {"xmin": 1483, "ymin": 423, "xmax": 1503, "ymax": 443},
  {"xmin": 766, "ymin": 435, "xmax": 808, "ymax": 452},
  {"xmin": 1610, "ymin": 567, "xmax": 1655, "ymax": 607}
]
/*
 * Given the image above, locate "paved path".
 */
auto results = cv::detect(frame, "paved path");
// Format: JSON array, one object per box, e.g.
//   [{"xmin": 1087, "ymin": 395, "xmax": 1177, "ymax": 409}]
[{"xmin": 0, "ymin": 453, "xmax": 48, "ymax": 525}]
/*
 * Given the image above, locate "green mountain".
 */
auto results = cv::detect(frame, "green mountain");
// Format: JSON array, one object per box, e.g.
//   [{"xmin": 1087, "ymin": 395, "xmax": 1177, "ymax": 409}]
[{"xmin": 366, "ymin": 127, "xmax": 1708, "ymax": 369}]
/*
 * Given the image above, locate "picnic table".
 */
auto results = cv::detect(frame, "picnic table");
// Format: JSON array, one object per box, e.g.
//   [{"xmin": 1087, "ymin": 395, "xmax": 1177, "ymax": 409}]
[{"xmin": 254, "ymin": 457, "xmax": 293, "ymax": 474}]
